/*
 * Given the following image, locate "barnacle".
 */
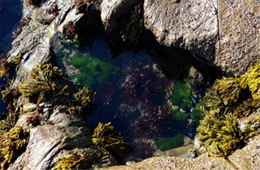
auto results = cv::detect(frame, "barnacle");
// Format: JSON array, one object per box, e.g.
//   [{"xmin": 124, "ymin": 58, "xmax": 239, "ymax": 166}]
[
  {"xmin": 0, "ymin": 126, "xmax": 29, "ymax": 169},
  {"xmin": 92, "ymin": 122, "xmax": 131, "ymax": 159},
  {"xmin": 53, "ymin": 149, "xmax": 87, "ymax": 170}
]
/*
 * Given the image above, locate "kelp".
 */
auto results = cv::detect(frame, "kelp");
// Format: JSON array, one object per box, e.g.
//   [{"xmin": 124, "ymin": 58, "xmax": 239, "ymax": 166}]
[
  {"xmin": 53, "ymin": 149, "xmax": 87, "ymax": 170},
  {"xmin": 0, "ymin": 126, "xmax": 29, "ymax": 169},
  {"xmin": 92, "ymin": 122, "xmax": 131, "ymax": 159}
]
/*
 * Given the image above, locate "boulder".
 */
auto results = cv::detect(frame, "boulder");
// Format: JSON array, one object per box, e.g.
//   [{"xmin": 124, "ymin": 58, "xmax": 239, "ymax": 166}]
[{"xmin": 144, "ymin": 0, "xmax": 260, "ymax": 76}]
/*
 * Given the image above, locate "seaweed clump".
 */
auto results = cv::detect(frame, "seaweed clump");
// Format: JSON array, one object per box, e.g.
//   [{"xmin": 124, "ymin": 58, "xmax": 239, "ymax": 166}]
[
  {"xmin": 0, "ymin": 126, "xmax": 29, "ymax": 169},
  {"xmin": 53, "ymin": 149, "xmax": 87, "ymax": 170},
  {"xmin": 197, "ymin": 61, "xmax": 260, "ymax": 157},
  {"xmin": 18, "ymin": 63, "xmax": 64, "ymax": 104},
  {"xmin": 92, "ymin": 122, "xmax": 131, "ymax": 160}
]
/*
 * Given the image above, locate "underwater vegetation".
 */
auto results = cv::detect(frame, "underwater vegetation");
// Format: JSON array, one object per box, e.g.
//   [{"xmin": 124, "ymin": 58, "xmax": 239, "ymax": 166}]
[
  {"xmin": 197, "ymin": 61, "xmax": 260, "ymax": 157},
  {"xmin": 92, "ymin": 122, "xmax": 131, "ymax": 160},
  {"xmin": 129, "ymin": 106, "xmax": 175, "ymax": 139},
  {"xmin": 65, "ymin": 53, "xmax": 119, "ymax": 88},
  {"xmin": 155, "ymin": 135, "xmax": 184, "ymax": 151},
  {"xmin": 53, "ymin": 149, "xmax": 87, "ymax": 170},
  {"xmin": 169, "ymin": 79, "xmax": 202, "ymax": 125},
  {"xmin": 0, "ymin": 126, "xmax": 29, "ymax": 169}
]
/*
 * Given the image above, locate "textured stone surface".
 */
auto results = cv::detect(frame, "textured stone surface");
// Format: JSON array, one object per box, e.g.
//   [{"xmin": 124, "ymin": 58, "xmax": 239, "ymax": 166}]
[
  {"xmin": 143, "ymin": 0, "xmax": 260, "ymax": 76},
  {"xmin": 216, "ymin": 0, "xmax": 260, "ymax": 76},
  {"xmin": 102, "ymin": 135, "xmax": 260, "ymax": 170},
  {"xmin": 228, "ymin": 135, "xmax": 260, "ymax": 170},
  {"xmin": 102, "ymin": 155, "xmax": 235, "ymax": 170},
  {"xmin": 9, "ymin": 108, "xmax": 92, "ymax": 170},
  {"xmin": 100, "ymin": 0, "xmax": 141, "ymax": 28},
  {"xmin": 144, "ymin": 0, "xmax": 218, "ymax": 62}
]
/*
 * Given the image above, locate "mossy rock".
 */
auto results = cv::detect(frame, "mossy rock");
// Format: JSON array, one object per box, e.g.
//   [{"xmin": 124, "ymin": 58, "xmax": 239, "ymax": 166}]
[{"xmin": 155, "ymin": 135, "xmax": 184, "ymax": 151}]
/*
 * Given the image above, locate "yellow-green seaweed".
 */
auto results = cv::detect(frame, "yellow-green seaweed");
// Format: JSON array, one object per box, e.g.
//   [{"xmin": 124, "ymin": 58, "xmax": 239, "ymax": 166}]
[
  {"xmin": 197, "ymin": 61, "xmax": 260, "ymax": 157},
  {"xmin": 0, "ymin": 126, "xmax": 29, "ymax": 169},
  {"xmin": 18, "ymin": 63, "xmax": 64, "ymax": 104},
  {"xmin": 92, "ymin": 122, "xmax": 131, "ymax": 159},
  {"xmin": 53, "ymin": 149, "xmax": 86, "ymax": 170}
]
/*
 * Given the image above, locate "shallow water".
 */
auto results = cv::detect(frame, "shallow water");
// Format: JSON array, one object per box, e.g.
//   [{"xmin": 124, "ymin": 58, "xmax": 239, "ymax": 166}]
[
  {"xmin": 0, "ymin": 0, "xmax": 22, "ymax": 115},
  {"xmin": 55, "ymin": 36, "xmax": 201, "ymax": 159}
]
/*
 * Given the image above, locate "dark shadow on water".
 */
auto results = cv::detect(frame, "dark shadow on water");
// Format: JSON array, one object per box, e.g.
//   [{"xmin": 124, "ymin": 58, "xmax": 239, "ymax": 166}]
[{"xmin": 0, "ymin": 0, "xmax": 22, "ymax": 115}]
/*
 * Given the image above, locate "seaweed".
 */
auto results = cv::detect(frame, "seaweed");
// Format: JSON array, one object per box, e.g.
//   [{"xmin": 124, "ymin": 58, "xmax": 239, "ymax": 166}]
[
  {"xmin": 92, "ymin": 122, "xmax": 131, "ymax": 159},
  {"xmin": 66, "ymin": 53, "xmax": 119, "ymax": 88},
  {"xmin": 197, "ymin": 113, "xmax": 257, "ymax": 157},
  {"xmin": 0, "ymin": 126, "xmax": 29, "ymax": 169},
  {"xmin": 197, "ymin": 61, "xmax": 260, "ymax": 157},
  {"xmin": 18, "ymin": 63, "xmax": 63, "ymax": 104},
  {"xmin": 53, "ymin": 149, "xmax": 87, "ymax": 170},
  {"xmin": 73, "ymin": 86, "xmax": 93, "ymax": 110},
  {"xmin": 155, "ymin": 135, "xmax": 184, "ymax": 151}
]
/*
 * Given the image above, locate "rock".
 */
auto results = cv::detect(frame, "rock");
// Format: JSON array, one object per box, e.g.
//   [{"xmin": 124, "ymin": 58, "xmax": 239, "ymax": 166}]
[
  {"xmin": 144, "ymin": 0, "xmax": 218, "ymax": 62},
  {"xmin": 228, "ymin": 134, "xmax": 260, "ymax": 169},
  {"xmin": 101, "ymin": 155, "xmax": 235, "ymax": 170},
  {"xmin": 143, "ymin": 0, "xmax": 260, "ymax": 76},
  {"xmin": 101, "ymin": 134, "xmax": 260, "ymax": 170},
  {"xmin": 216, "ymin": 0, "xmax": 260, "ymax": 76},
  {"xmin": 10, "ymin": 108, "xmax": 92, "ymax": 169},
  {"xmin": 100, "ymin": 0, "xmax": 141, "ymax": 28}
]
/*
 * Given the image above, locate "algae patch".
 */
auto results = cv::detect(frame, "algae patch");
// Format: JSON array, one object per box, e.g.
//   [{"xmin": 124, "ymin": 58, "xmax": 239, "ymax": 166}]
[{"xmin": 65, "ymin": 52, "xmax": 120, "ymax": 88}]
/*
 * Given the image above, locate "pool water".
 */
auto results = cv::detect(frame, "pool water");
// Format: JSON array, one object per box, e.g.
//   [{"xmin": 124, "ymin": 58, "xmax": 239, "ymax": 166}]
[{"xmin": 55, "ymin": 37, "xmax": 202, "ymax": 159}]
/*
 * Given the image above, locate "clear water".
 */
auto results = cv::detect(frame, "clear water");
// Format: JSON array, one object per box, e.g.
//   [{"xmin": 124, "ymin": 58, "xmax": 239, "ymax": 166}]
[{"xmin": 55, "ymin": 37, "xmax": 200, "ymax": 159}]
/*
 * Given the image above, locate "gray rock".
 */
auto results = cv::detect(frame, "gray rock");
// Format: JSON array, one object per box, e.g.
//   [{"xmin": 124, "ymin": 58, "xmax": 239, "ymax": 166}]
[
  {"xmin": 144, "ymin": 0, "xmax": 218, "ymax": 62},
  {"xmin": 143, "ymin": 0, "xmax": 260, "ymax": 76},
  {"xmin": 100, "ymin": 0, "xmax": 141, "ymax": 28}
]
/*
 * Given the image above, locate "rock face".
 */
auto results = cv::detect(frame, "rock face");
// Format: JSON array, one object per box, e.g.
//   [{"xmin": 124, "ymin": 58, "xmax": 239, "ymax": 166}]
[
  {"xmin": 143, "ymin": 0, "xmax": 260, "ymax": 76},
  {"xmin": 100, "ymin": 0, "xmax": 141, "ymax": 28},
  {"xmin": 102, "ymin": 135, "xmax": 260, "ymax": 170},
  {"xmin": 144, "ymin": 0, "xmax": 218, "ymax": 62}
]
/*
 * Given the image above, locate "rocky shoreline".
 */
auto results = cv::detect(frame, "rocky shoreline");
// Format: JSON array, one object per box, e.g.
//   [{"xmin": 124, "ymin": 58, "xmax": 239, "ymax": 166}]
[{"xmin": 0, "ymin": 0, "xmax": 259, "ymax": 169}]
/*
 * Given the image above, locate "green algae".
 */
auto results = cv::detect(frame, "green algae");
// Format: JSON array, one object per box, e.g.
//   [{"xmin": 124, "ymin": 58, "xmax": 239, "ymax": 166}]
[
  {"xmin": 66, "ymin": 53, "xmax": 119, "ymax": 88},
  {"xmin": 155, "ymin": 135, "xmax": 184, "ymax": 151},
  {"xmin": 170, "ymin": 79, "xmax": 192, "ymax": 111}
]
